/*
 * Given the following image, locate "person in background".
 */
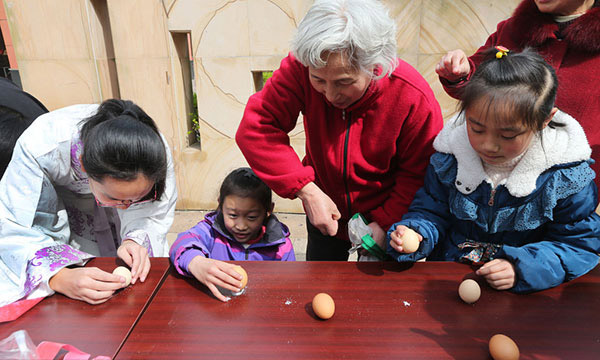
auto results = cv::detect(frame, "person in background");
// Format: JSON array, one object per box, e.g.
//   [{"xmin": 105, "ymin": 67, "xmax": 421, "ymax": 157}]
[
  {"xmin": 170, "ymin": 167, "xmax": 295, "ymax": 302},
  {"xmin": 0, "ymin": 77, "xmax": 48, "ymax": 179},
  {"xmin": 0, "ymin": 99, "xmax": 177, "ymax": 306},
  {"xmin": 436, "ymin": 0, "xmax": 600, "ymax": 189},
  {"xmin": 236, "ymin": 0, "xmax": 443, "ymax": 260},
  {"xmin": 390, "ymin": 48, "xmax": 600, "ymax": 293}
]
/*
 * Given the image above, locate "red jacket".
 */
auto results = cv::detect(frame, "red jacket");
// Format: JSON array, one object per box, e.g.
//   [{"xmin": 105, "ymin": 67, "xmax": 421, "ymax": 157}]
[
  {"xmin": 236, "ymin": 54, "xmax": 443, "ymax": 239},
  {"xmin": 442, "ymin": 0, "xmax": 600, "ymax": 188}
]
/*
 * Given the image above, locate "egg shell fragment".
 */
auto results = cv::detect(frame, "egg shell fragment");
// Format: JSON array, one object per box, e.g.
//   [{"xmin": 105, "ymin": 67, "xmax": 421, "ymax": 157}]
[
  {"xmin": 489, "ymin": 334, "xmax": 520, "ymax": 360},
  {"xmin": 312, "ymin": 293, "xmax": 335, "ymax": 320}
]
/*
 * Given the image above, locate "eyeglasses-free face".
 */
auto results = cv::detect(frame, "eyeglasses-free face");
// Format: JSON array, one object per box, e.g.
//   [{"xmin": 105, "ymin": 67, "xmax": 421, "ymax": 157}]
[{"xmin": 88, "ymin": 176, "xmax": 156, "ymax": 209}]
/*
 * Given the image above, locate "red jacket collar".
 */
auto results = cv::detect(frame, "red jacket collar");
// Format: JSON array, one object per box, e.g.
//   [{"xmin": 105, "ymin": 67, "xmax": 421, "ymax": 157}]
[{"xmin": 512, "ymin": 0, "xmax": 600, "ymax": 52}]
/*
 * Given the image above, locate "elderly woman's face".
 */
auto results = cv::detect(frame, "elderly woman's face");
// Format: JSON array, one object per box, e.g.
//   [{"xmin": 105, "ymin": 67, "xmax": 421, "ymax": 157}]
[
  {"xmin": 534, "ymin": 0, "xmax": 594, "ymax": 15},
  {"xmin": 308, "ymin": 52, "xmax": 372, "ymax": 109}
]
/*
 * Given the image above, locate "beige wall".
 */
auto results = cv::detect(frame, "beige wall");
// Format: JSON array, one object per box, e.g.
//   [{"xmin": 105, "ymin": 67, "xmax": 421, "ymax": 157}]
[{"xmin": 3, "ymin": 0, "xmax": 520, "ymax": 212}]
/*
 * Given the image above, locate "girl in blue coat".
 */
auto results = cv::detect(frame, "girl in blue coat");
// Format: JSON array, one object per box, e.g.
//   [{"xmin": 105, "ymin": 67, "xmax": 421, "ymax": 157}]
[{"xmin": 387, "ymin": 47, "xmax": 600, "ymax": 293}]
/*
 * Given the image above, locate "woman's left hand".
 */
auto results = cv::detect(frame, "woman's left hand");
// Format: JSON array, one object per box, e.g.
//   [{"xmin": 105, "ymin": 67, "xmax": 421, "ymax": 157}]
[
  {"xmin": 368, "ymin": 222, "xmax": 386, "ymax": 250},
  {"xmin": 476, "ymin": 259, "xmax": 516, "ymax": 290},
  {"xmin": 117, "ymin": 239, "xmax": 151, "ymax": 284}
]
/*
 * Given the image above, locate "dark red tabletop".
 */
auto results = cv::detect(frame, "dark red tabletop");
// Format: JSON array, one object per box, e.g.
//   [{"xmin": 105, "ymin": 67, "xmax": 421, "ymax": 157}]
[
  {"xmin": 0, "ymin": 257, "xmax": 170, "ymax": 359},
  {"xmin": 116, "ymin": 261, "xmax": 600, "ymax": 359}
]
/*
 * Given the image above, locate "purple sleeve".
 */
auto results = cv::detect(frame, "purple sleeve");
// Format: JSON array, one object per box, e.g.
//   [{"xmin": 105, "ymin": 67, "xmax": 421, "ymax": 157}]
[{"xmin": 169, "ymin": 223, "xmax": 212, "ymax": 276}]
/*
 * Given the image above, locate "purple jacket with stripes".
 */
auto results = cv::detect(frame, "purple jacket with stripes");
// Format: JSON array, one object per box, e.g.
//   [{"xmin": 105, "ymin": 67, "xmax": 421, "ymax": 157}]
[{"xmin": 170, "ymin": 211, "xmax": 295, "ymax": 276}]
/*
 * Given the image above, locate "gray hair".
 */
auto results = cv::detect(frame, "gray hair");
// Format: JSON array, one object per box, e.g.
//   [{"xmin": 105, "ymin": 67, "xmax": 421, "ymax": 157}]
[{"xmin": 292, "ymin": 0, "xmax": 398, "ymax": 79}]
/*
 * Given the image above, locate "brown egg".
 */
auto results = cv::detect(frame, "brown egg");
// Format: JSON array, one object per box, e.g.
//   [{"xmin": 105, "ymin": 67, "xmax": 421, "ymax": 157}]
[
  {"xmin": 112, "ymin": 266, "xmax": 132, "ymax": 287},
  {"xmin": 401, "ymin": 228, "xmax": 420, "ymax": 253},
  {"xmin": 233, "ymin": 265, "xmax": 248, "ymax": 289},
  {"xmin": 489, "ymin": 334, "xmax": 520, "ymax": 360},
  {"xmin": 458, "ymin": 279, "xmax": 481, "ymax": 304},
  {"xmin": 312, "ymin": 293, "xmax": 335, "ymax": 320}
]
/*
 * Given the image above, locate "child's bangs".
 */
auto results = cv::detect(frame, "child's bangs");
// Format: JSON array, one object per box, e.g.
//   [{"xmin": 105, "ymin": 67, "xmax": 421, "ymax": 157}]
[{"xmin": 474, "ymin": 87, "xmax": 539, "ymax": 130}]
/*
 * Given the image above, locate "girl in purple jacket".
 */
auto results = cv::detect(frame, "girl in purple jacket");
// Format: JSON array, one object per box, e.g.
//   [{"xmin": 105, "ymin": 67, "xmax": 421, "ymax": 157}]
[{"xmin": 170, "ymin": 167, "xmax": 295, "ymax": 301}]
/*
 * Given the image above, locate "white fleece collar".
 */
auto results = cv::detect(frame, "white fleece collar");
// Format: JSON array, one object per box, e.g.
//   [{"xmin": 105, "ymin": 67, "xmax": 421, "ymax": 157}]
[{"xmin": 433, "ymin": 110, "xmax": 591, "ymax": 197}]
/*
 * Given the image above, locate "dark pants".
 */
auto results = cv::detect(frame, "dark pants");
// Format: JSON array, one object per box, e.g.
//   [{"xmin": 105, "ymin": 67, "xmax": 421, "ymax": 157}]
[{"xmin": 305, "ymin": 217, "xmax": 351, "ymax": 261}]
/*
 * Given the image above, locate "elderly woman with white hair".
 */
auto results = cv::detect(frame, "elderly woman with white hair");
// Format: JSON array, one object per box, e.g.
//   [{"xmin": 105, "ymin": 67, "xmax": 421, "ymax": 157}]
[{"xmin": 236, "ymin": 0, "xmax": 443, "ymax": 260}]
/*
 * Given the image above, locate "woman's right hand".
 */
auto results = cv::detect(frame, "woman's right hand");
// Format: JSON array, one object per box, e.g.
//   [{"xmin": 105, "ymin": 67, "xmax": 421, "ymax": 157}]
[
  {"xmin": 296, "ymin": 182, "xmax": 341, "ymax": 236},
  {"xmin": 188, "ymin": 256, "xmax": 244, "ymax": 302},
  {"xmin": 48, "ymin": 267, "xmax": 126, "ymax": 305},
  {"xmin": 435, "ymin": 49, "xmax": 470, "ymax": 82}
]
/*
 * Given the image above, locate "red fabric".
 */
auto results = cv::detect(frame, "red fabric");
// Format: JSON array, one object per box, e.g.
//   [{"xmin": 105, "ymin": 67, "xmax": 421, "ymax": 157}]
[
  {"xmin": 0, "ymin": 297, "xmax": 43, "ymax": 322},
  {"xmin": 237, "ymin": 54, "xmax": 443, "ymax": 238},
  {"xmin": 441, "ymin": 0, "xmax": 600, "ymax": 188}
]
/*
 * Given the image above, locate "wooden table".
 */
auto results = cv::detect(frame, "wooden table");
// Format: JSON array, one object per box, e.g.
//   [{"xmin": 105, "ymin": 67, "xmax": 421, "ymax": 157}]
[
  {"xmin": 116, "ymin": 261, "xmax": 600, "ymax": 359},
  {"xmin": 0, "ymin": 257, "xmax": 170, "ymax": 359}
]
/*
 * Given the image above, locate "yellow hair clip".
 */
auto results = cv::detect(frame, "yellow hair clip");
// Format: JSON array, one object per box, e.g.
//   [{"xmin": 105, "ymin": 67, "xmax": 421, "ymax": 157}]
[{"xmin": 495, "ymin": 45, "xmax": 509, "ymax": 59}]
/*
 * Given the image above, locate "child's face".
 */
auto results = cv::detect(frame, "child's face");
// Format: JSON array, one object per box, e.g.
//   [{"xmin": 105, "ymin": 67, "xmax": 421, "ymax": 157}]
[
  {"xmin": 465, "ymin": 100, "xmax": 537, "ymax": 165},
  {"xmin": 221, "ymin": 195, "xmax": 269, "ymax": 243}
]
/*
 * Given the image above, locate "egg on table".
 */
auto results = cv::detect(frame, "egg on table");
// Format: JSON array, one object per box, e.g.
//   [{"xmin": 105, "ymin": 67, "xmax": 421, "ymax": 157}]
[
  {"xmin": 489, "ymin": 334, "xmax": 520, "ymax": 360},
  {"xmin": 312, "ymin": 293, "xmax": 335, "ymax": 320},
  {"xmin": 458, "ymin": 279, "xmax": 481, "ymax": 304}
]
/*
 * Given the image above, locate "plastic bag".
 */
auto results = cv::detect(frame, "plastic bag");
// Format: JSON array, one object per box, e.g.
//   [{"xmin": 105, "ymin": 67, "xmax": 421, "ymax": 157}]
[
  {"xmin": 347, "ymin": 213, "xmax": 388, "ymax": 261},
  {"xmin": 0, "ymin": 330, "xmax": 39, "ymax": 360}
]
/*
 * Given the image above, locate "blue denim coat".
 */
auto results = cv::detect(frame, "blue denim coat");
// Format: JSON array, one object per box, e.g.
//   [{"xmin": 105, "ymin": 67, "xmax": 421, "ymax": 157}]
[{"xmin": 388, "ymin": 112, "xmax": 600, "ymax": 293}]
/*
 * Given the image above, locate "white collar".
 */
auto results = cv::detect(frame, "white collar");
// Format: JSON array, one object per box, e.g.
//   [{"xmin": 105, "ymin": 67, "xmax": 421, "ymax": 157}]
[{"xmin": 433, "ymin": 110, "xmax": 591, "ymax": 197}]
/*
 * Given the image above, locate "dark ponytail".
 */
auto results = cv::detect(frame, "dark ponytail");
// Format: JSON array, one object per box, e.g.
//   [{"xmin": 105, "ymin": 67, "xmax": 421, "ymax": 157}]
[
  {"xmin": 460, "ymin": 47, "xmax": 561, "ymax": 131},
  {"xmin": 80, "ymin": 99, "xmax": 167, "ymax": 200}
]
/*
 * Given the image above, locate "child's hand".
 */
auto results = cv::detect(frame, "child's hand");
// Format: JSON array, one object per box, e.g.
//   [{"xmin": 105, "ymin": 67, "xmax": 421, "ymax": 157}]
[
  {"xmin": 49, "ymin": 267, "xmax": 125, "ymax": 304},
  {"xmin": 117, "ymin": 239, "xmax": 150, "ymax": 284},
  {"xmin": 435, "ymin": 49, "xmax": 470, "ymax": 82},
  {"xmin": 188, "ymin": 256, "xmax": 244, "ymax": 302},
  {"xmin": 476, "ymin": 259, "xmax": 516, "ymax": 290},
  {"xmin": 389, "ymin": 225, "xmax": 422, "ymax": 253}
]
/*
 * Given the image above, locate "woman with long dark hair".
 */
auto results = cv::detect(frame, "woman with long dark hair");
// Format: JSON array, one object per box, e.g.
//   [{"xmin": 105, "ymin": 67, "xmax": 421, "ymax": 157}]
[{"xmin": 0, "ymin": 99, "xmax": 177, "ymax": 305}]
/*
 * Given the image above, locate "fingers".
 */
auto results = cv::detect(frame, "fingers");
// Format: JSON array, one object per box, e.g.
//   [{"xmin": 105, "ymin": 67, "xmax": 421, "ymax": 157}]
[
  {"xmin": 324, "ymin": 220, "xmax": 338, "ymax": 236},
  {"xmin": 117, "ymin": 240, "xmax": 149, "ymax": 284},
  {"xmin": 207, "ymin": 283, "xmax": 230, "ymax": 302},
  {"xmin": 85, "ymin": 268, "xmax": 126, "ymax": 291},
  {"xmin": 389, "ymin": 229, "xmax": 403, "ymax": 252},
  {"xmin": 79, "ymin": 288, "xmax": 116, "ymax": 305},
  {"xmin": 475, "ymin": 259, "xmax": 503, "ymax": 276},
  {"xmin": 436, "ymin": 50, "xmax": 469, "ymax": 81},
  {"xmin": 138, "ymin": 255, "xmax": 151, "ymax": 283},
  {"xmin": 130, "ymin": 246, "xmax": 148, "ymax": 284},
  {"xmin": 476, "ymin": 259, "xmax": 516, "ymax": 290}
]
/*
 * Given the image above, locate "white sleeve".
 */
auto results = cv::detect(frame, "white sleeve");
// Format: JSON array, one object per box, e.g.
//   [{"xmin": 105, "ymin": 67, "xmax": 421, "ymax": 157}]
[
  {"xmin": 0, "ymin": 138, "xmax": 92, "ymax": 306},
  {"xmin": 117, "ymin": 136, "xmax": 177, "ymax": 257}
]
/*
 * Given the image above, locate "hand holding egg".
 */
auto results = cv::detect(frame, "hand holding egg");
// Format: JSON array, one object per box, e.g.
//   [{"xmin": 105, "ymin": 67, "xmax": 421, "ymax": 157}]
[
  {"xmin": 389, "ymin": 225, "xmax": 422, "ymax": 254},
  {"xmin": 112, "ymin": 266, "xmax": 132, "ymax": 288},
  {"xmin": 231, "ymin": 265, "xmax": 248, "ymax": 296}
]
